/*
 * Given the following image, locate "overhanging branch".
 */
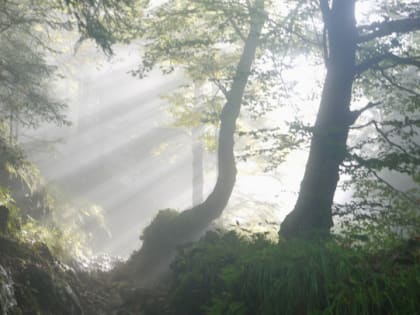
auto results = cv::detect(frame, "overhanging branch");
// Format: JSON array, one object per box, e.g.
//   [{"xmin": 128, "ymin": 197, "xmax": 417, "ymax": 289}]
[
  {"xmin": 356, "ymin": 52, "xmax": 420, "ymax": 75},
  {"xmin": 357, "ymin": 17, "xmax": 420, "ymax": 43}
]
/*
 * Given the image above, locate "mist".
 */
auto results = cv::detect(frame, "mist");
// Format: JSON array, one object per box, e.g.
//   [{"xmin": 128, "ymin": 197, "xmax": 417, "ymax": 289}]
[
  {"xmin": 1, "ymin": 1, "xmax": 419, "ymax": 314},
  {"xmin": 19, "ymin": 43, "xmax": 292, "ymax": 257}
]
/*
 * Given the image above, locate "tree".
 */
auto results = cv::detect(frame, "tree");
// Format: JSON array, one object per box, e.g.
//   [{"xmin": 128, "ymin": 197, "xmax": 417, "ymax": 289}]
[
  {"xmin": 0, "ymin": 0, "xmax": 140, "ymax": 143},
  {"xmin": 61, "ymin": 0, "xmax": 141, "ymax": 55},
  {"xmin": 0, "ymin": 1, "xmax": 70, "ymax": 140},
  {"xmin": 336, "ymin": 56, "xmax": 420, "ymax": 246},
  {"xmin": 279, "ymin": 0, "xmax": 420, "ymax": 238},
  {"xmin": 120, "ymin": 0, "xmax": 267, "ymax": 284}
]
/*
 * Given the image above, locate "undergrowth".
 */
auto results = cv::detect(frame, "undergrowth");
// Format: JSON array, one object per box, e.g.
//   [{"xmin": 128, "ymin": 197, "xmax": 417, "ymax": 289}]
[{"xmin": 168, "ymin": 231, "xmax": 420, "ymax": 315}]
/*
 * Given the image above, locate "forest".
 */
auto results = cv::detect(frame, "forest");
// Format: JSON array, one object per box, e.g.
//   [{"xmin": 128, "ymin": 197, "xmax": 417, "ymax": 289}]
[{"xmin": 0, "ymin": 0, "xmax": 419, "ymax": 314}]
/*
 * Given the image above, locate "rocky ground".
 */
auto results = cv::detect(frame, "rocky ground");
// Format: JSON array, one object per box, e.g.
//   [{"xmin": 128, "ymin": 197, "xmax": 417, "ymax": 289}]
[{"xmin": 0, "ymin": 235, "xmax": 172, "ymax": 315}]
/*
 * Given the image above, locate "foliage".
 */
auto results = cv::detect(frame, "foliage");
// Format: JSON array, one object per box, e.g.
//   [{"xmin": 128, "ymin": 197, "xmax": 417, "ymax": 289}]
[
  {"xmin": 0, "ymin": 0, "xmax": 70, "ymax": 133},
  {"xmin": 62, "ymin": 0, "xmax": 143, "ymax": 54},
  {"xmin": 135, "ymin": 0, "xmax": 298, "ymax": 168},
  {"xmin": 336, "ymin": 41, "xmax": 420, "ymax": 248},
  {"xmin": 0, "ymin": 186, "xmax": 21, "ymax": 236},
  {"xmin": 0, "ymin": 0, "xmax": 142, "ymax": 136},
  {"xmin": 0, "ymin": 185, "xmax": 91, "ymax": 262},
  {"xmin": 167, "ymin": 231, "xmax": 420, "ymax": 315},
  {"xmin": 0, "ymin": 135, "xmax": 105, "ymax": 261}
]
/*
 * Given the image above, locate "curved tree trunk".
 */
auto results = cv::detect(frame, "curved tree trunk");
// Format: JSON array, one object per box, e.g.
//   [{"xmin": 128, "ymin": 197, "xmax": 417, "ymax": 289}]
[
  {"xmin": 119, "ymin": 1, "xmax": 266, "ymax": 285},
  {"xmin": 280, "ymin": 0, "xmax": 357, "ymax": 239}
]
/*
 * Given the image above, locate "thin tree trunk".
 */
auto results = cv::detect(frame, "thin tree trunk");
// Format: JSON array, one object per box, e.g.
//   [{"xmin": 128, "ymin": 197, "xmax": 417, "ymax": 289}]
[
  {"xmin": 192, "ymin": 84, "xmax": 204, "ymax": 206},
  {"xmin": 192, "ymin": 131, "xmax": 204, "ymax": 206},
  {"xmin": 175, "ymin": 0, "xmax": 265, "ymax": 230},
  {"xmin": 120, "ymin": 1, "xmax": 266, "ymax": 285},
  {"xmin": 280, "ymin": 0, "xmax": 357, "ymax": 238}
]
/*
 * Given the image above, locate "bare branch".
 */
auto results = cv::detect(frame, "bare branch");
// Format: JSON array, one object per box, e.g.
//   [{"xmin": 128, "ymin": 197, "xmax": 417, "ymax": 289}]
[
  {"xmin": 357, "ymin": 17, "xmax": 420, "ymax": 43},
  {"xmin": 348, "ymin": 101, "xmax": 381, "ymax": 124}
]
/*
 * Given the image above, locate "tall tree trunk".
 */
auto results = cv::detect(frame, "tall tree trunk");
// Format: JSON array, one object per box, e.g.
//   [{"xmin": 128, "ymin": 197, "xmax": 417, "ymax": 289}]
[
  {"xmin": 119, "ymin": 1, "xmax": 266, "ymax": 285},
  {"xmin": 192, "ymin": 131, "xmax": 204, "ymax": 206},
  {"xmin": 192, "ymin": 84, "xmax": 204, "ymax": 206},
  {"xmin": 280, "ymin": 0, "xmax": 357, "ymax": 239}
]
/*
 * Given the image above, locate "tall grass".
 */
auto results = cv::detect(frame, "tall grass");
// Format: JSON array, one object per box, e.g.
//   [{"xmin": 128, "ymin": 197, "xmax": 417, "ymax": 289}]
[{"xmin": 169, "ymin": 232, "xmax": 420, "ymax": 315}]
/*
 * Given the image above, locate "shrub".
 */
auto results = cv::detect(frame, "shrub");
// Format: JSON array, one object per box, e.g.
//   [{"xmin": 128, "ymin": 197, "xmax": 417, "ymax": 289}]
[{"xmin": 168, "ymin": 231, "xmax": 420, "ymax": 315}]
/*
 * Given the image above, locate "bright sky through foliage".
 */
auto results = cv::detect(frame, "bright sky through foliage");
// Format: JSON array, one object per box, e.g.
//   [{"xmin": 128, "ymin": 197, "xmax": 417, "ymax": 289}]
[{"xmin": 20, "ymin": 0, "xmax": 412, "ymax": 256}]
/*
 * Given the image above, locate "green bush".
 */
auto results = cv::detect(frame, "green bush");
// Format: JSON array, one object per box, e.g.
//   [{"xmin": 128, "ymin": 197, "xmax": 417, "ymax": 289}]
[{"xmin": 168, "ymin": 231, "xmax": 420, "ymax": 315}]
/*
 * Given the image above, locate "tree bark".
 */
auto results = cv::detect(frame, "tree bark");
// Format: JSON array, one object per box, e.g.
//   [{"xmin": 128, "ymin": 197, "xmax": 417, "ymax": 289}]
[
  {"xmin": 280, "ymin": 0, "xmax": 357, "ymax": 239},
  {"xmin": 192, "ymin": 84, "xmax": 204, "ymax": 206},
  {"xmin": 192, "ymin": 128, "xmax": 204, "ymax": 206},
  {"xmin": 119, "ymin": 0, "xmax": 266, "ymax": 285}
]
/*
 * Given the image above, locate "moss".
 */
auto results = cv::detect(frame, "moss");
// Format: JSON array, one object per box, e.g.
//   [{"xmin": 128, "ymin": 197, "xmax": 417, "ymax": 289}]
[
  {"xmin": 141, "ymin": 209, "xmax": 180, "ymax": 247},
  {"xmin": 114, "ymin": 206, "xmax": 218, "ymax": 286}
]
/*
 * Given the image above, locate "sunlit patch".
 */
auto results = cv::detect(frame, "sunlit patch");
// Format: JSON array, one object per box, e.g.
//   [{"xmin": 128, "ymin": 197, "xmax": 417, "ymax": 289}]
[{"xmin": 355, "ymin": 0, "xmax": 384, "ymax": 25}]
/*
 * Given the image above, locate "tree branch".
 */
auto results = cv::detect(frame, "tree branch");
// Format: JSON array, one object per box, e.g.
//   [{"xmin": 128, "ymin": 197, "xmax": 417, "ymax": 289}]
[
  {"xmin": 350, "ymin": 154, "xmax": 419, "ymax": 205},
  {"xmin": 348, "ymin": 101, "xmax": 381, "ymax": 124},
  {"xmin": 210, "ymin": 78, "xmax": 229, "ymax": 99},
  {"xmin": 370, "ymin": 169, "xmax": 418, "ymax": 204},
  {"xmin": 371, "ymin": 120, "xmax": 412, "ymax": 158},
  {"xmin": 227, "ymin": 16, "xmax": 247, "ymax": 41},
  {"xmin": 356, "ymin": 54, "xmax": 388, "ymax": 75},
  {"xmin": 357, "ymin": 17, "xmax": 420, "ymax": 43},
  {"xmin": 350, "ymin": 119, "xmax": 375, "ymax": 130},
  {"xmin": 386, "ymin": 53, "xmax": 420, "ymax": 67},
  {"xmin": 356, "ymin": 52, "xmax": 420, "ymax": 75},
  {"xmin": 379, "ymin": 67, "xmax": 420, "ymax": 97},
  {"xmin": 319, "ymin": 0, "xmax": 331, "ymax": 27}
]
